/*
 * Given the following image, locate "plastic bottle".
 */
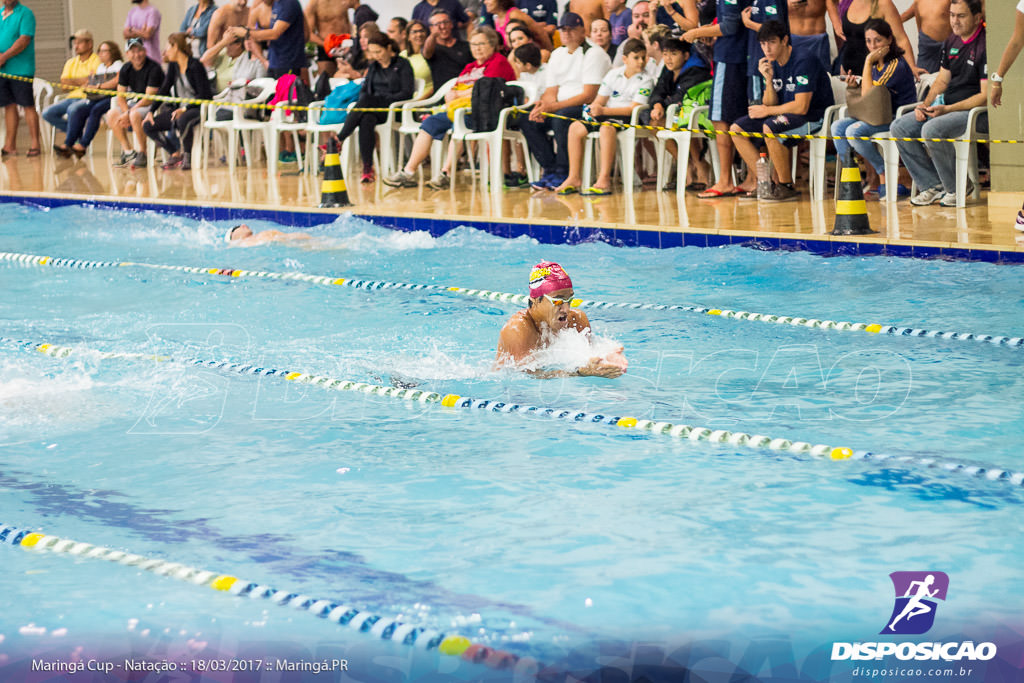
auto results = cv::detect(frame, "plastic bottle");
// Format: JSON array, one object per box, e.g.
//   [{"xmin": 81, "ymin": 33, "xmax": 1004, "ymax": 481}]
[{"xmin": 756, "ymin": 152, "xmax": 772, "ymax": 200}]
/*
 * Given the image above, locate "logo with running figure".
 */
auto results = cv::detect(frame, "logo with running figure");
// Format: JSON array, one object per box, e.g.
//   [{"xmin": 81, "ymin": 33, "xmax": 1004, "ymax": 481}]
[{"xmin": 881, "ymin": 571, "xmax": 949, "ymax": 635}]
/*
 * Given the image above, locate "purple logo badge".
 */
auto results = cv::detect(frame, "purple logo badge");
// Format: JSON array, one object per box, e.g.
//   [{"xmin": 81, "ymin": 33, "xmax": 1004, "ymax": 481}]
[{"xmin": 881, "ymin": 571, "xmax": 949, "ymax": 635}]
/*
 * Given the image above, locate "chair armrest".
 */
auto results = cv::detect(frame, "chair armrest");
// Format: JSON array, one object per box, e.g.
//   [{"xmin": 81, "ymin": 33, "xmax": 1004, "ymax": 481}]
[{"xmin": 960, "ymin": 105, "xmax": 986, "ymax": 141}]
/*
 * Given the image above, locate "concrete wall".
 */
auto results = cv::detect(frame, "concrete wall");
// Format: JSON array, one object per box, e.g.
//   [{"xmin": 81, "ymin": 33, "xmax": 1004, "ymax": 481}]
[{"xmin": 986, "ymin": 3, "xmax": 1024, "ymax": 194}]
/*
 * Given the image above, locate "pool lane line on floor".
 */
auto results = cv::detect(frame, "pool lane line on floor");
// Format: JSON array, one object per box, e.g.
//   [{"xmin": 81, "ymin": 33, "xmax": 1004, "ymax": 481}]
[
  {"xmin": 5, "ymin": 335, "xmax": 1023, "ymax": 492},
  {"xmin": 3, "ymin": 250, "xmax": 1022, "ymax": 351},
  {"xmin": 0, "ymin": 522, "xmax": 528, "ymax": 673}
]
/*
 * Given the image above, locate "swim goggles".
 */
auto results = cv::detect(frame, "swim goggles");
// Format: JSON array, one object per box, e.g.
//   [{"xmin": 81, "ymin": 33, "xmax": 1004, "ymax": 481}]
[{"xmin": 542, "ymin": 293, "xmax": 575, "ymax": 307}]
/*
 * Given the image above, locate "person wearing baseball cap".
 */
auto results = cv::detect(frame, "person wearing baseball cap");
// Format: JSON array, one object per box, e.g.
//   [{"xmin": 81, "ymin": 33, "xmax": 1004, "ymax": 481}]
[{"xmin": 495, "ymin": 261, "xmax": 627, "ymax": 377}]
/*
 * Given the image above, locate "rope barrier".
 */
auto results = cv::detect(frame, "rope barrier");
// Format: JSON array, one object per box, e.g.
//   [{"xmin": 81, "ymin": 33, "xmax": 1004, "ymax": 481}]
[
  {"xmin": 3, "ymin": 250, "xmax": 1021, "ymax": 350},
  {"xmin": 5, "ymin": 70, "xmax": 1018, "ymax": 144},
  {"xmin": 4, "ymin": 334, "xmax": 1023, "ymax": 491},
  {"xmin": 0, "ymin": 520, "xmax": 525, "ymax": 670}
]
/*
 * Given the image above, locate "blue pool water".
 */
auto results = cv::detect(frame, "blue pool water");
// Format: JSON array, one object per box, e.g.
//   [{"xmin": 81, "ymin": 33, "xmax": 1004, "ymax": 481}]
[{"xmin": 1, "ymin": 203, "xmax": 1023, "ymax": 680}]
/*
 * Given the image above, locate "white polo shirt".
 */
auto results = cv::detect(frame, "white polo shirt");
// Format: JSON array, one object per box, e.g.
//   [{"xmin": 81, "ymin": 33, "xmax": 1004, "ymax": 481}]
[
  {"xmin": 544, "ymin": 43, "xmax": 612, "ymax": 101},
  {"xmin": 598, "ymin": 65, "xmax": 654, "ymax": 108}
]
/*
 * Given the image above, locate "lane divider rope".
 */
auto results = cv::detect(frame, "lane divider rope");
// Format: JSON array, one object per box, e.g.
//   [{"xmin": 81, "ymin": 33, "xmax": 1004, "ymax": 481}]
[
  {"xmin": 3, "ymin": 250, "xmax": 1021, "ymax": 350},
  {"xmin": 0, "ymin": 521, "xmax": 525, "ymax": 670},
  {"xmin": 4, "ymin": 335, "xmax": 1022, "ymax": 491}
]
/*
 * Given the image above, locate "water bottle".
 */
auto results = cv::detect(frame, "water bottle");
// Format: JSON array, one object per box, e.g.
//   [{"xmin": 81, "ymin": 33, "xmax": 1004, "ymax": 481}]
[
  {"xmin": 756, "ymin": 152, "xmax": 772, "ymax": 200},
  {"xmin": 582, "ymin": 104, "xmax": 595, "ymax": 122}
]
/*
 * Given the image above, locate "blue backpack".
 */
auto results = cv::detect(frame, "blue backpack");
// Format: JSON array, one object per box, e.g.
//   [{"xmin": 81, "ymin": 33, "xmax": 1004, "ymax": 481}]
[{"xmin": 318, "ymin": 81, "xmax": 363, "ymax": 126}]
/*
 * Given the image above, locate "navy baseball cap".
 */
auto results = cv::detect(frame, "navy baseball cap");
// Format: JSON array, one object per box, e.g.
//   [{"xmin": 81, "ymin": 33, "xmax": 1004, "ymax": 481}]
[{"xmin": 558, "ymin": 12, "xmax": 584, "ymax": 29}]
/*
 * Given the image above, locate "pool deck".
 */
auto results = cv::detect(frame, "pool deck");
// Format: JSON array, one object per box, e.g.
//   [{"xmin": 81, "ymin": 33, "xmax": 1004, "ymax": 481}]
[{"xmin": 2, "ymin": 145, "xmax": 1023, "ymax": 262}]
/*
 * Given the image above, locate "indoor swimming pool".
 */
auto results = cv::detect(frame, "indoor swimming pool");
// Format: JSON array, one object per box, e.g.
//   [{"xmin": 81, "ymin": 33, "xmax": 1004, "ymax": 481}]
[{"xmin": 1, "ymin": 203, "xmax": 1022, "ymax": 681}]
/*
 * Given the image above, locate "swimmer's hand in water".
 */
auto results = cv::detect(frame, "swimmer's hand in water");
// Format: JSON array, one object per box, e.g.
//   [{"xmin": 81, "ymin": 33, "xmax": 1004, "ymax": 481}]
[{"xmin": 577, "ymin": 348, "xmax": 627, "ymax": 378}]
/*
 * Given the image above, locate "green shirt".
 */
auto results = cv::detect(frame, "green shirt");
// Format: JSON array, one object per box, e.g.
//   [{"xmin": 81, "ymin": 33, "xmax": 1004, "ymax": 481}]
[{"xmin": 0, "ymin": 2, "xmax": 35, "ymax": 77}]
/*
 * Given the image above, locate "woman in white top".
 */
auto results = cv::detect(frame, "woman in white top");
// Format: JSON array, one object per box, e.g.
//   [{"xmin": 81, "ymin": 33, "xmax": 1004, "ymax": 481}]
[{"xmin": 55, "ymin": 40, "xmax": 124, "ymax": 158}]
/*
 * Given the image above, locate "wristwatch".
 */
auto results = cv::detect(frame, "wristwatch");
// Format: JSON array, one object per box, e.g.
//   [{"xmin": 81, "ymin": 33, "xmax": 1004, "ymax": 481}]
[{"xmin": 990, "ymin": 72, "xmax": 1003, "ymax": 83}]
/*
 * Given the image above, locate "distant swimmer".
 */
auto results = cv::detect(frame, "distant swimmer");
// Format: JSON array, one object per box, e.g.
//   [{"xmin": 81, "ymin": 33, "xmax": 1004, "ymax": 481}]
[
  {"xmin": 495, "ymin": 261, "xmax": 628, "ymax": 378},
  {"xmin": 224, "ymin": 224, "xmax": 313, "ymax": 247},
  {"xmin": 888, "ymin": 574, "xmax": 939, "ymax": 632}
]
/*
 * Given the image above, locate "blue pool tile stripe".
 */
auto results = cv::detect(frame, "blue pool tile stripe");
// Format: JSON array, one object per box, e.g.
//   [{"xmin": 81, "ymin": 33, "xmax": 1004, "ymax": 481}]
[
  {"xmin": 2, "ymin": 193, "xmax": 1023, "ymax": 263},
  {"xmin": 0, "ymin": 522, "xmax": 525, "ymax": 669},
  {"xmin": 2, "ymin": 250, "xmax": 1022, "ymax": 351},
  {"xmin": 3, "ymin": 335, "xmax": 1023, "ymax": 492}
]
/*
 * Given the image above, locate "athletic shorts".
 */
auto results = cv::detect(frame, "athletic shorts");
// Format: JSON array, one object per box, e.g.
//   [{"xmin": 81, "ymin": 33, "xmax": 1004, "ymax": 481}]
[
  {"xmin": 732, "ymin": 112, "xmax": 821, "ymax": 147},
  {"xmin": 110, "ymin": 98, "xmax": 152, "ymax": 118},
  {"xmin": 0, "ymin": 76, "xmax": 34, "ymax": 108},
  {"xmin": 709, "ymin": 61, "xmax": 746, "ymax": 124}
]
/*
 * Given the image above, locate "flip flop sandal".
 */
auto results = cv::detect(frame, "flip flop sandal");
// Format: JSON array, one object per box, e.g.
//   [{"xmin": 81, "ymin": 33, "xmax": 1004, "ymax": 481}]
[
  {"xmin": 582, "ymin": 186, "xmax": 612, "ymax": 196},
  {"xmin": 26, "ymin": 148, "xmax": 41, "ymax": 157},
  {"xmin": 555, "ymin": 186, "xmax": 578, "ymax": 195}
]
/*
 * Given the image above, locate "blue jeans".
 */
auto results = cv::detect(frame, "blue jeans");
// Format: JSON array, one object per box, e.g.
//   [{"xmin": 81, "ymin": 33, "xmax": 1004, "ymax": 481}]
[
  {"xmin": 890, "ymin": 110, "xmax": 988, "ymax": 192},
  {"xmin": 65, "ymin": 97, "xmax": 112, "ymax": 147},
  {"xmin": 520, "ymin": 105, "xmax": 583, "ymax": 176},
  {"xmin": 42, "ymin": 98, "xmax": 91, "ymax": 133},
  {"xmin": 831, "ymin": 117, "xmax": 888, "ymax": 174}
]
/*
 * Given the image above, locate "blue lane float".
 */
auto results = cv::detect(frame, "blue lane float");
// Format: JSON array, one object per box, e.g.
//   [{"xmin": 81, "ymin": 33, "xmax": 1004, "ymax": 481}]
[
  {"xmin": 2, "ymin": 250, "xmax": 1021, "ymax": 350},
  {"xmin": 3, "ymin": 335, "xmax": 1022, "ymax": 492}
]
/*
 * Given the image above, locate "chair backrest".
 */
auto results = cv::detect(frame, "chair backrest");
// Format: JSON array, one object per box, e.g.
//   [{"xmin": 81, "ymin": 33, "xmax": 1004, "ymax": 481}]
[
  {"xmin": 32, "ymin": 78, "xmax": 52, "ymax": 110},
  {"xmin": 830, "ymin": 75, "xmax": 847, "ymax": 107},
  {"xmin": 411, "ymin": 78, "xmax": 426, "ymax": 100},
  {"xmin": 916, "ymin": 71, "xmax": 939, "ymax": 101}
]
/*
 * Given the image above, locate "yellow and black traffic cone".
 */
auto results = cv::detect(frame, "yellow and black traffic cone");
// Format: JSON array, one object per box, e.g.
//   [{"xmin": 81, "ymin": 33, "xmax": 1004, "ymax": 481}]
[
  {"xmin": 319, "ymin": 137, "xmax": 350, "ymax": 208},
  {"xmin": 832, "ymin": 152, "xmax": 875, "ymax": 235}
]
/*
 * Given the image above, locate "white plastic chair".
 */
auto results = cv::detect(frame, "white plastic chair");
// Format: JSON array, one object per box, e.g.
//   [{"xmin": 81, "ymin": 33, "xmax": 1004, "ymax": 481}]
[
  {"xmin": 581, "ymin": 103, "xmax": 653, "ymax": 192},
  {"xmin": 806, "ymin": 75, "xmax": 847, "ymax": 200},
  {"xmin": 870, "ymin": 102, "xmax": 919, "ymax": 203},
  {"xmin": 448, "ymin": 80, "xmax": 537, "ymax": 191},
  {"xmin": 952, "ymin": 105, "xmax": 986, "ymax": 207},
  {"xmin": 397, "ymin": 78, "xmax": 457, "ymax": 179},
  {"xmin": 265, "ymin": 102, "xmax": 307, "ymax": 176},
  {"xmin": 335, "ymin": 77, "xmax": 428, "ymax": 178},
  {"xmin": 201, "ymin": 77, "xmax": 276, "ymax": 170},
  {"xmin": 34, "ymin": 78, "xmax": 56, "ymax": 149},
  {"xmin": 655, "ymin": 103, "xmax": 720, "ymax": 199}
]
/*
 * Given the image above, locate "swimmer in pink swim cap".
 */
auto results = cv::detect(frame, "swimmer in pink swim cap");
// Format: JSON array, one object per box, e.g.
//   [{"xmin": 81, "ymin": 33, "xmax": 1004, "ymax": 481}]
[{"xmin": 495, "ymin": 261, "xmax": 628, "ymax": 378}]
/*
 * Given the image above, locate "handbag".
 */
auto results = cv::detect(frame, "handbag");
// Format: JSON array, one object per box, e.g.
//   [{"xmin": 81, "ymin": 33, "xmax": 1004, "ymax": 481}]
[{"xmin": 845, "ymin": 79, "xmax": 893, "ymax": 127}]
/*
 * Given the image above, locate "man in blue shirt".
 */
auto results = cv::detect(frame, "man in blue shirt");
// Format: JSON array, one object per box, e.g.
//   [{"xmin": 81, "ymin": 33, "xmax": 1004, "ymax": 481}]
[
  {"xmin": 0, "ymin": 0, "xmax": 40, "ymax": 156},
  {"xmin": 729, "ymin": 20, "xmax": 832, "ymax": 201},
  {"xmin": 518, "ymin": 0, "xmax": 557, "ymax": 41},
  {"xmin": 231, "ymin": 0, "xmax": 306, "ymax": 77}
]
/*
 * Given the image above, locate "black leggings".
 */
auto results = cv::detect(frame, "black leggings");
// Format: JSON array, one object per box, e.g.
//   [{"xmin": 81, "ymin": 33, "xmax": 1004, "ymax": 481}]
[
  {"xmin": 143, "ymin": 107, "xmax": 202, "ymax": 154},
  {"xmin": 336, "ymin": 96, "xmax": 389, "ymax": 168}
]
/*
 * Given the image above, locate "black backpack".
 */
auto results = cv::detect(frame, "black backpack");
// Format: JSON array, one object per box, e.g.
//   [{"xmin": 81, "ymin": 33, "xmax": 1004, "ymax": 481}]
[
  {"xmin": 284, "ymin": 76, "xmax": 314, "ymax": 123},
  {"xmin": 470, "ymin": 77, "xmax": 525, "ymax": 133}
]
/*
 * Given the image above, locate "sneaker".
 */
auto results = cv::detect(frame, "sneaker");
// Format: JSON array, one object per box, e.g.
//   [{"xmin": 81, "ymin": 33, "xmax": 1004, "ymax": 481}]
[
  {"xmin": 761, "ymin": 182, "xmax": 800, "ymax": 202},
  {"xmin": 878, "ymin": 183, "xmax": 910, "ymax": 200},
  {"xmin": 939, "ymin": 180, "xmax": 974, "ymax": 207},
  {"xmin": 504, "ymin": 171, "xmax": 528, "ymax": 188},
  {"xmin": 114, "ymin": 150, "xmax": 137, "ymax": 168},
  {"xmin": 382, "ymin": 170, "xmax": 418, "ymax": 188},
  {"xmin": 278, "ymin": 151, "xmax": 297, "ymax": 164},
  {"xmin": 360, "ymin": 168, "xmax": 375, "ymax": 184},
  {"xmin": 910, "ymin": 185, "xmax": 944, "ymax": 206},
  {"xmin": 1015, "ymin": 211, "xmax": 1024, "ymax": 232},
  {"xmin": 426, "ymin": 172, "xmax": 450, "ymax": 190},
  {"xmin": 161, "ymin": 153, "xmax": 183, "ymax": 170},
  {"xmin": 130, "ymin": 152, "xmax": 147, "ymax": 169}
]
